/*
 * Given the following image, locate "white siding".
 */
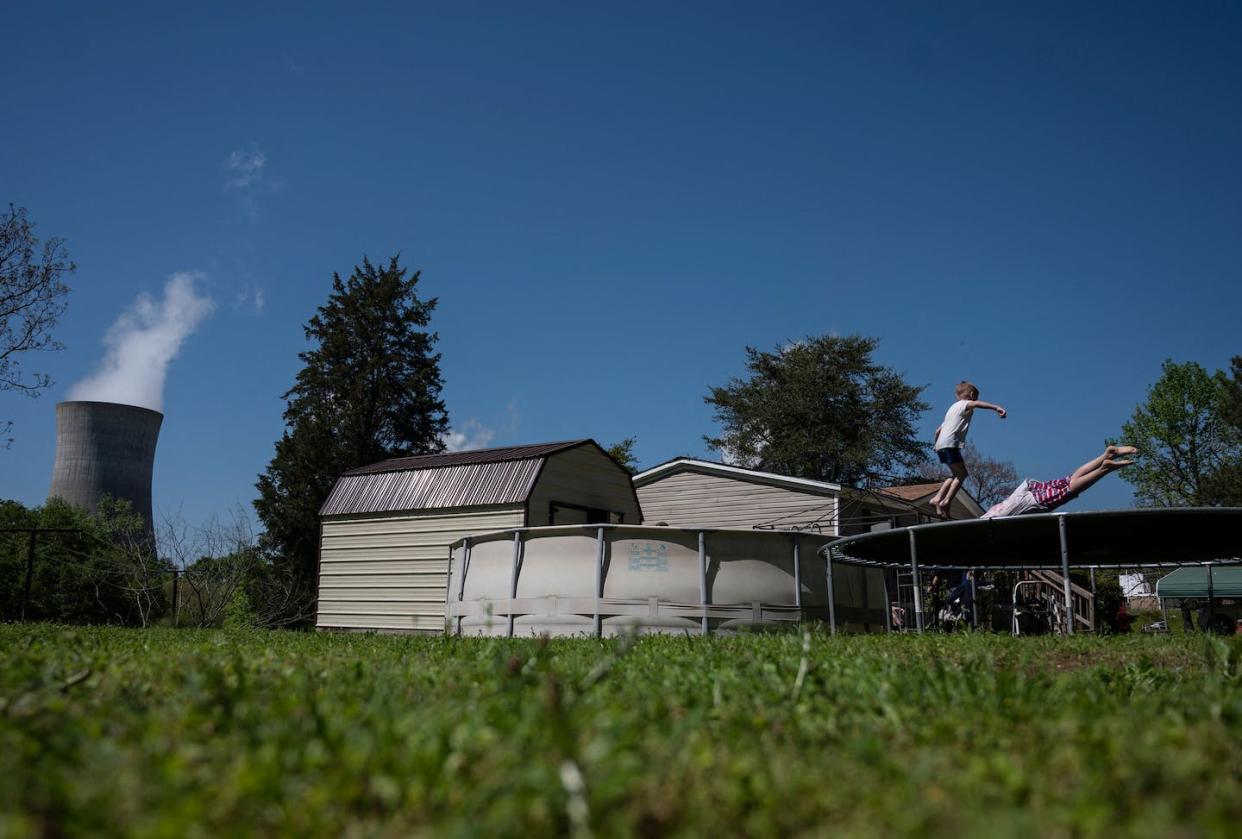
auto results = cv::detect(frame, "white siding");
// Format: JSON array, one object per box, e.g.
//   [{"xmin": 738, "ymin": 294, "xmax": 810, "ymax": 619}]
[
  {"xmin": 635, "ymin": 471, "xmax": 838, "ymax": 533},
  {"xmin": 317, "ymin": 505, "xmax": 525, "ymax": 633},
  {"xmin": 527, "ymin": 445, "xmax": 643, "ymax": 526}
]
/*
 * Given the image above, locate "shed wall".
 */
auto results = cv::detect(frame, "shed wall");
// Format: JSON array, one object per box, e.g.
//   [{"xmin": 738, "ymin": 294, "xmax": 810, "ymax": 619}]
[
  {"xmin": 635, "ymin": 471, "xmax": 838, "ymax": 532},
  {"xmin": 527, "ymin": 445, "xmax": 642, "ymax": 525},
  {"xmin": 318, "ymin": 505, "xmax": 525, "ymax": 632}
]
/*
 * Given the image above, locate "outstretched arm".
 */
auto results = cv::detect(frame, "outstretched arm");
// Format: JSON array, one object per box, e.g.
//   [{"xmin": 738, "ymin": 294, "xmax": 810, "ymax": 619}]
[{"xmin": 968, "ymin": 400, "xmax": 1007, "ymax": 419}]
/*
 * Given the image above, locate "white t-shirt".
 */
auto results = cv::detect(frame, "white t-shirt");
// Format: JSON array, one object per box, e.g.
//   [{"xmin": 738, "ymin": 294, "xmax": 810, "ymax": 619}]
[
  {"xmin": 981, "ymin": 480, "xmax": 1043, "ymax": 519},
  {"xmin": 934, "ymin": 400, "xmax": 973, "ymax": 451}
]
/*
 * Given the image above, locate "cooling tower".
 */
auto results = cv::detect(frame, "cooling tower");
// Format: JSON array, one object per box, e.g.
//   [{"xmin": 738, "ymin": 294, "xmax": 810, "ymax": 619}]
[{"xmin": 49, "ymin": 401, "xmax": 163, "ymax": 529}]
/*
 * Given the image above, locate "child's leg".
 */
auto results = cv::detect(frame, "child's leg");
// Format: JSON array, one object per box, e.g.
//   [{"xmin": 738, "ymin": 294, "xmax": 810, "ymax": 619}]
[
  {"xmin": 1067, "ymin": 446, "xmax": 1136, "ymax": 496},
  {"xmin": 934, "ymin": 462, "xmax": 969, "ymax": 516}
]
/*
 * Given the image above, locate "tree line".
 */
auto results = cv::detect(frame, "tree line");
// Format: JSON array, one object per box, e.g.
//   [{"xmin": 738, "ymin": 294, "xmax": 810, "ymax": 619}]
[{"xmin": 3, "ymin": 203, "xmax": 1240, "ymax": 627}]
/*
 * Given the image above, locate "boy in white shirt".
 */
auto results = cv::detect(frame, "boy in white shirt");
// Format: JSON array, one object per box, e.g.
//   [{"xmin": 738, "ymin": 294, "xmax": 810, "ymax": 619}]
[{"xmin": 929, "ymin": 381, "xmax": 1007, "ymax": 519}]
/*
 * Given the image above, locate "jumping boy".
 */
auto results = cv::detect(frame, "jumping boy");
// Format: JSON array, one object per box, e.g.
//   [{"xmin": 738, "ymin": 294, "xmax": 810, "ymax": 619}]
[
  {"xmin": 980, "ymin": 445, "xmax": 1137, "ymax": 519},
  {"xmin": 929, "ymin": 381, "xmax": 1007, "ymax": 519}
]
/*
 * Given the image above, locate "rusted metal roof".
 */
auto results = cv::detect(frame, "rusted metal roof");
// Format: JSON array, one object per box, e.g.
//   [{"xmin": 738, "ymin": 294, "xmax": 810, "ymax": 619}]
[
  {"xmin": 343, "ymin": 440, "xmax": 589, "ymax": 476},
  {"xmin": 321, "ymin": 440, "xmax": 591, "ymax": 516}
]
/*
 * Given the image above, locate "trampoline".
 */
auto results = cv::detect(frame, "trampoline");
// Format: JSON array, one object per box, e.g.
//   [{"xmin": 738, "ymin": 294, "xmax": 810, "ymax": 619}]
[{"xmin": 822, "ymin": 507, "xmax": 1242, "ymax": 634}]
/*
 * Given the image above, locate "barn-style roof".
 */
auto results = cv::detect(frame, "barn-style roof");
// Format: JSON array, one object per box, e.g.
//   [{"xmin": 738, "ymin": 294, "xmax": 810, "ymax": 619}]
[
  {"xmin": 343, "ymin": 441, "xmax": 588, "ymax": 476},
  {"xmin": 321, "ymin": 440, "xmax": 594, "ymax": 516}
]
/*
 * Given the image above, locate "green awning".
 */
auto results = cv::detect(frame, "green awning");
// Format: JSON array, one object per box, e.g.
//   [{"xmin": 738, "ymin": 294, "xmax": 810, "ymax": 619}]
[{"xmin": 1155, "ymin": 565, "xmax": 1242, "ymax": 599}]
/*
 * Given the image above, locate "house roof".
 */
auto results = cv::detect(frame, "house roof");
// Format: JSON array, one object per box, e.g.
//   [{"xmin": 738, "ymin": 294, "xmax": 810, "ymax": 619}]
[
  {"xmin": 322, "ymin": 440, "xmax": 597, "ymax": 517},
  {"xmin": 874, "ymin": 483, "xmax": 940, "ymax": 502},
  {"xmin": 632, "ymin": 458, "xmax": 843, "ymax": 495}
]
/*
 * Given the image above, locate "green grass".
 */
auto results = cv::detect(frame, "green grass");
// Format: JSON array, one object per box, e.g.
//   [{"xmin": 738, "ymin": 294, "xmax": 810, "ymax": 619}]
[{"xmin": 2, "ymin": 626, "xmax": 1241, "ymax": 838}]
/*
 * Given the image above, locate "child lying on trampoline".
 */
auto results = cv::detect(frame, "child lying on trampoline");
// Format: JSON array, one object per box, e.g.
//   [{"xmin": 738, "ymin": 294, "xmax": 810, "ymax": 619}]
[{"xmin": 980, "ymin": 445, "xmax": 1137, "ymax": 519}]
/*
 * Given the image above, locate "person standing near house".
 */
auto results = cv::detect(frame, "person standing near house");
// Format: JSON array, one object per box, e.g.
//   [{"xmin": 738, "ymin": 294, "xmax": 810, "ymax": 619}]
[{"xmin": 929, "ymin": 381, "xmax": 1008, "ymax": 518}]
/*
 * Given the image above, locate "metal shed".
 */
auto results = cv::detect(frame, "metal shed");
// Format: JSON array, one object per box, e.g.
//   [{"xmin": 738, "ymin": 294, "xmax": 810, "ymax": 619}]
[{"xmin": 316, "ymin": 440, "xmax": 642, "ymax": 633}]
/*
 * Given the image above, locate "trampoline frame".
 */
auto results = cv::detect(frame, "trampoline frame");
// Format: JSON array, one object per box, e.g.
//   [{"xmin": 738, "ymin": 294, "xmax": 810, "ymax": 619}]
[{"xmin": 822, "ymin": 507, "xmax": 1242, "ymax": 635}]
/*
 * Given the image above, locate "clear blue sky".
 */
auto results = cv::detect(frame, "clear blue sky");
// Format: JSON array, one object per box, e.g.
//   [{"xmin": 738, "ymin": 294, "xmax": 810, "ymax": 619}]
[{"xmin": 3, "ymin": 1, "xmax": 1239, "ymax": 526}]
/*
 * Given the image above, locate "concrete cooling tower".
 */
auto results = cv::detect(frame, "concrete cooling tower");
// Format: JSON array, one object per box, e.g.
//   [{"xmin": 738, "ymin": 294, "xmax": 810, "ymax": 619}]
[{"xmin": 49, "ymin": 401, "xmax": 163, "ymax": 529}]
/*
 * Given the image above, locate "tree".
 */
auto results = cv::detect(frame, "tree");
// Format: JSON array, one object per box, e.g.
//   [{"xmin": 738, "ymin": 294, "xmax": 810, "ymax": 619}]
[
  {"xmin": 1198, "ymin": 356, "xmax": 1242, "ymax": 505},
  {"xmin": 704, "ymin": 335, "xmax": 929, "ymax": 486},
  {"xmin": 1114, "ymin": 359, "xmax": 1242, "ymax": 506},
  {"xmin": 0, "ymin": 496, "xmax": 170, "ymax": 625},
  {"xmin": 914, "ymin": 442, "xmax": 1019, "ymax": 508},
  {"xmin": 254, "ymin": 256, "xmax": 449, "ymax": 619},
  {"xmin": 1, "ymin": 205, "xmax": 74, "ymax": 447},
  {"xmin": 605, "ymin": 437, "xmax": 639, "ymax": 474}
]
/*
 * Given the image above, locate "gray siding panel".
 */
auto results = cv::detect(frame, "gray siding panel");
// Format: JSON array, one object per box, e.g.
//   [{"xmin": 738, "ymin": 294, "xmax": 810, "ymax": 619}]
[
  {"xmin": 635, "ymin": 472, "xmax": 838, "ymax": 533},
  {"xmin": 317, "ymin": 506, "xmax": 525, "ymax": 633}
]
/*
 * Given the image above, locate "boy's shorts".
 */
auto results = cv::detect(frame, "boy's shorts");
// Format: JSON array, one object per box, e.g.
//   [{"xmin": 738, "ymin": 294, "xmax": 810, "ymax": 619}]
[{"xmin": 936, "ymin": 447, "xmax": 963, "ymax": 465}]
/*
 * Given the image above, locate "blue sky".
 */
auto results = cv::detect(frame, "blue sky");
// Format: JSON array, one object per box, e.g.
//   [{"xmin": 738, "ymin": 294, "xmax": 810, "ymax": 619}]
[{"xmin": 3, "ymin": 1, "xmax": 1239, "ymax": 526}]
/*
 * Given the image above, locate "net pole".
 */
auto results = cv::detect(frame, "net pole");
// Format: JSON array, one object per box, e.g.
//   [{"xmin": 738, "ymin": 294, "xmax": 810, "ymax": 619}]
[
  {"xmin": 908, "ymin": 529, "xmax": 924, "ymax": 633},
  {"xmin": 825, "ymin": 545, "xmax": 837, "ymax": 635},
  {"xmin": 1058, "ymin": 515, "xmax": 1074, "ymax": 636}
]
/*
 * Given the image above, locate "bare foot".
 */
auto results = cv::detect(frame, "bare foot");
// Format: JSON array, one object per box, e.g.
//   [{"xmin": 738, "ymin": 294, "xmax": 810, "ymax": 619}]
[
  {"xmin": 932, "ymin": 502, "xmax": 949, "ymax": 519},
  {"xmin": 1103, "ymin": 458, "xmax": 1135, "ymax": 469},
  {"xmin": 1107, "ymin": 445, "xmax": 1138, "ymax": 458}
]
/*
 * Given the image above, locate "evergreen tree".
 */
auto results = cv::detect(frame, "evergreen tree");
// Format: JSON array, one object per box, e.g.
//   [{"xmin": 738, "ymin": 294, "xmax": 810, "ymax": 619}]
[
  {"xmin": 604, "ymin": 437, "xmax": 639, "ymax": 474},
  {"xmin": 255, "ymin": 256, "xmax": 448, "ymax": 614},
  {"xmin": 704, "ymin": 334, "xmax": 928, "ymax": 486}
]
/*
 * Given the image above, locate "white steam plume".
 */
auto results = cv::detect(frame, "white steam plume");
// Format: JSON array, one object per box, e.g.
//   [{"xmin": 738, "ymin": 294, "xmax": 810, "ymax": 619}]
[{"xmin": 68, "ymin": 273, "xmax": 215, "ymax": 412}]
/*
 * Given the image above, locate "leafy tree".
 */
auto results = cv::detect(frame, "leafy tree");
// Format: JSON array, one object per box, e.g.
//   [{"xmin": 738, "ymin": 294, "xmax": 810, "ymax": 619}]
[
  {"xmin": 1198, "ymin": 356, "xmax": 1242, "ymax": 505},
  {"xmin": 1114, "ymin": 359, "xmax": 1242, "ymax": 506},
  {"xmin": 255, "ymin": 256, "xmax": 449, "ymax": 618},
  {"xmin": 0, "ymin": 496, "xmax": 169, "ymax": 625},
  {"xmin": 914, "ymin": 442, "xmax": 1019, "ymax": 508},
  {"xmin": 704, "ymin": 335, "xmax": 929, "ymax": 486},
  {"xmin": 1, "ymin": 204, "xmax": 74, "ymax": 447},
  {"xmin": 605, "ymin": 437, "xmax": 639, "ymax": 474}
]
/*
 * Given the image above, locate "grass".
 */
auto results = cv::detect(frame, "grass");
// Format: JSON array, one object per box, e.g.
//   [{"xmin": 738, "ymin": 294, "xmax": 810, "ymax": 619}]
[{"xmin": 2, "ymin": 625, "xmax": 1241, "ymax": 838}]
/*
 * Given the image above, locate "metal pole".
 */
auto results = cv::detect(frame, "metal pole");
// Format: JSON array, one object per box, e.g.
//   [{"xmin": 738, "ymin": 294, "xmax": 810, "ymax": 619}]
[
  {"xmin": 508, "ymin": 532, "xmax": 522, "ymax": 638},
  {"xmin": 882, "ymin": 570, "xmax": 892, "ymax": 633},
  {"xmin": 825, "ymin": 545, "xmax": 837, "ymax": 634},
  {"xmin": 1207, "ymin": 563, "xmax": 1216, "ymax": 633},
  {"xmin": 792, "ymin": 534, "xmax": 802, "ymax": 610},
  {"xmin": 594, "ymin": 527, "xmax": 605, "ymax": 638},
  {"xmin": 970, "ymin": 571, "xmax": 978, "ymax": 629},
  {"xmin": 20, "ymin": 529, "xmax": 37, "ymax": 622},
  {"xmin": 1058, "ymin": 515, "xmax": 1074, "ymax": 635},
  {"xmin": 698, "ymin": 531, "xmax": 709, "ymax": 635},
  {"xmin": 909, "ymin": 529, "xmax": 924, "ymax": 633}
]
